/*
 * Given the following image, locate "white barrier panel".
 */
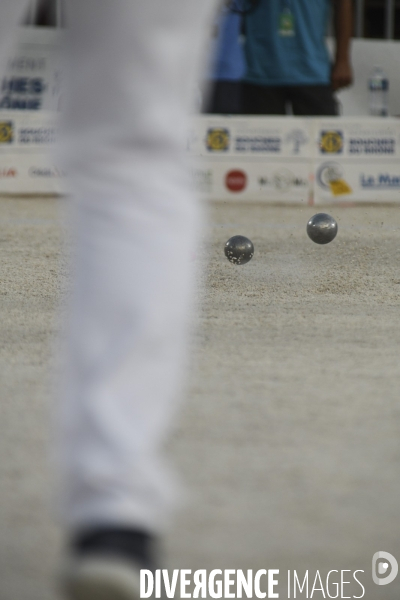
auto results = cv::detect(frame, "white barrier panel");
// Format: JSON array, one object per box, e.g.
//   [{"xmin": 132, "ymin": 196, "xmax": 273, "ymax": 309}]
[
  {"xmin": 0, "ymin": 27, "xmax": 62, "ymax": 112},
  {"xmin": 189, "ymin": 116, "xmax": 313, "ymax": 158},
  {"xmin": 189, "ymin": 115, "xmax": 313, "ymax": 203},
  {"xmin": 313, "ymin": 118, "xmax": 400, "ymax": 159},
  {"xmin": 0, "ymin": 25, "xmax": 63, "ymax": 193},
  {"xmin": 192, "ymin": 159, "xmax": 311, "ymax": 203},
  {"xmin": 312, "ymin": 118, "xmax": 400, "ymax": 203},
  {"xmin": 0, "ymin": 110, "xmax": 62, "ymax": 194},
  {"xmin": 1, "ymin": 112, "xmax": 400, "ymax": 201},
  {"xmin": 314, "ymin": 160, "xmax": 400, "ymax": 204},
  {"xmin": 0, "ymin": 152, "xmax": 63, "ymax": 193},
  {"xmin": 190, "ymin": 116, "xmax": 400, "ymax": 204}
]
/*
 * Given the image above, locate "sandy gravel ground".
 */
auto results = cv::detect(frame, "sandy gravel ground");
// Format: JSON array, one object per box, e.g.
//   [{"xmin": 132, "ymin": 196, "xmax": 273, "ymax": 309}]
[{"xmin": 1, "ymin": 197, "xmax": 400, "ymax": 600}]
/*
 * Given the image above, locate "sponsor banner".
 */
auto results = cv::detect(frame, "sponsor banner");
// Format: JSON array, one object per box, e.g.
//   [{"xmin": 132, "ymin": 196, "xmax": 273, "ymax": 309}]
[
  {"xmin": 188, "ymin": 116, "xmax": 313, "ymax": 159},
  {"xmin": 0, "ymin": 27, "xmax": 62, "ymax": 112},
  {"xmin": 0, "ymin": 109, "xmax": 62, "ymax": 193},
  {"xmin": 188, "ymin": 116, "xmax": 400, "ymax": 204},
  {"xmin": 192, "ymin": 158, "xmax": 311, "ymax": 203},
  {"xmin": 0, "ymin": 153, "xmax": 64, "ymax": 194},
  {"xmin": 314, "ymin": 118, "xmax": 400, "ymax": 159},
  {"xmin": 314, "ymin": 160, "xmax": 400, "ymax": 203},
  {"xmin": 1, "ymin": 112, "xmax": 400, "ymax": 199},
  {"xmin": 0, "ymin": 110, "xmax": 58, "ymax": 149}
]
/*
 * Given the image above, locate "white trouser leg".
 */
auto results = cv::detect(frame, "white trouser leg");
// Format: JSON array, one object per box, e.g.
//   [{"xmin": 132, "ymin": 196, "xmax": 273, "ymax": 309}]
[{"xmin": 58, "ymin": 0, "xmax": 217, "ymax": 533}]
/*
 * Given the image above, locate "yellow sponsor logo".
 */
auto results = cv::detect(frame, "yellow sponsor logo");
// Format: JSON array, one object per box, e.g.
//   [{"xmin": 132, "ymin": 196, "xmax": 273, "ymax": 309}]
[
  {"xmin": 206, "ymin": 128, "xmax": 230, "ymax": 152},
  {"xmin": 329, "ymin": 179, "xmax": 352, "ymax": 196},
  {"xmin": 0, "ymin": 121, "xmax": 14, "ymax": 144},
  {"xmin": 317, "ymin": 161, "xmax": 352, "ymax": 196},
  {"xmin": 320, "ymin": 130, "xmax": 343, "ymax": 154}
]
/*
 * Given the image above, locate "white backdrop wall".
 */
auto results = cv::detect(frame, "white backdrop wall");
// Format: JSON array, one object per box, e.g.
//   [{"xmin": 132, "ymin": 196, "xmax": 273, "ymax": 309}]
[{"xmin": 329, "ymin": 38, "xmax": 400, "ymax": 117}]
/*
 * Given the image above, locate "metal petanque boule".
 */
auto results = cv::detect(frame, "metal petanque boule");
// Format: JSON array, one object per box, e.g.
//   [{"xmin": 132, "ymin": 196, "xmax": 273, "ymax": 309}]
[
  {"xmin": 224, "ymin": 235, "xmax": 254, "ymax": 265},
  {"xmin": 307, "ymin": 213, "xmax": 338, "ymax": 245}
]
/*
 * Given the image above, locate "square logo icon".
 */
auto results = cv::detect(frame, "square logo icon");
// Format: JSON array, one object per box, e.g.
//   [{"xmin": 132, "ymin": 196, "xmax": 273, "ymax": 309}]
[
  {"xmin": 0, "ymin": 121, "xmax": 14, "ymax": 144},
  {"xmin": 206, "ymin": 128, "xmax": 230, "ymax": 152},
  {"xmin": 320, "ymin": 130, "xmax": 343, "ymax": 154}
]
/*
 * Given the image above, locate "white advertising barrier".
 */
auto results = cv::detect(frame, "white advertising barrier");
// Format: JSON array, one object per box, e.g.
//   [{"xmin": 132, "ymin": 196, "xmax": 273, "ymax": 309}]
[
  {"xmin": 189, "ymin": 116, "xmax": 400, "ymax": 204},
  {"xmin": 189, "ymin": 116, "xmax": 313, "ymax": 203},
  {"xmin": 1, "ymin": 111, "xmax": 400, "ymax": 199},
  {"xmin": 313, "ymin": 118, "xmax": 400, "ymax": 159},
  {"xmin": 314, "ymin": 160, "xmax": 400, "ymax": 204},
  {"xmin": 0, "ymin": 26, "xmax": 63, "ymax": 193},
  {"xmin": 0, "ymin": 110, "xmax": 62, "ymax": 194},
  {"xmin": 0, "ymin": 27, "xmax": 63, "ymax": 112},
  {"xmin": 189, "ymin": 115, "xmax": 313, "ymax": 158},
  {"xmin": 313, "ymin": 118, "xmax": 400, "ymax": 203},
  {"xmin": 192, "ymin": 159, "xmax": 311, "ymax": 203}
]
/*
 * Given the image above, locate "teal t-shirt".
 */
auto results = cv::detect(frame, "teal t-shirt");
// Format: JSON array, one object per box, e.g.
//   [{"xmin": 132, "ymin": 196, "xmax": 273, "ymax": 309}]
[{"xmin": 244, "ymin": 0, "xmax": 332, "ymax": 86}]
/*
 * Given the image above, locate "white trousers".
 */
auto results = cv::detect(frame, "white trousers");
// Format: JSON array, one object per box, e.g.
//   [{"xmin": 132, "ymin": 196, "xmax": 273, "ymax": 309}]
[{"xmin": 0, "ymin": 0, "xmax": 216, "ymax": 533}]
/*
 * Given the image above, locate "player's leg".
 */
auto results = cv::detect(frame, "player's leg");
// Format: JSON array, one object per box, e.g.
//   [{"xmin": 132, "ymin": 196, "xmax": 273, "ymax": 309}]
[
  {"xmin": 289, "ymin": 85, "xmax": 339, "ymax": 116},
  {"xmin": 58, "ymin": 0, "xmax": 217, "ymax": 597},
  {"xmin": 242, "ymin": 82, "xmax": 286, "ymax": 114},
  {"xmin": 205, "ymin": 80, "xmax": 243, "ymax": 114}
]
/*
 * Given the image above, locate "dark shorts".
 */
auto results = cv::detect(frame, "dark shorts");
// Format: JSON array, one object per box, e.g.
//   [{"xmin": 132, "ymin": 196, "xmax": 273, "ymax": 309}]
[
  {"xmin": 242, "ymin": 83, "xmax": 338, "ymax": 116},
  {"xmin": 204, "ymin": 80, "xmax": 243, "ymax": 115}
]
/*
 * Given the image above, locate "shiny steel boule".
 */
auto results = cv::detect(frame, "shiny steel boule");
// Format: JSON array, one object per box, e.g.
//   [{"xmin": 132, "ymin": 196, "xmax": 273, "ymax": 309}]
[
  {"xmin": 224, "ymin": 235, "xmax": 254, "ymax": 265},
  {"xmin": 307, "ymin": 213, "xmax": 338, "ymax": 245}
]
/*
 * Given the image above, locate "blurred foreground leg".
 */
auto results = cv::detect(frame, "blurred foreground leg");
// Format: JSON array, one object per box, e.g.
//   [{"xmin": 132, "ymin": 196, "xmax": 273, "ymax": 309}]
[
  {"xmin": 59, "ymin": 0, "xmax": 217, "ymax": 597},
  {"xmin": 58, "ymin": 0, "xmax": 216, "ymax": 539}
]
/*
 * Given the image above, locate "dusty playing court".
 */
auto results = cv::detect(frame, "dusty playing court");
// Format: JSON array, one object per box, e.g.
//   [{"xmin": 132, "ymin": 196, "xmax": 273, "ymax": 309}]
[{"xmin": 1, "ymin": 197, "xmax": 400, "ymax": 599}]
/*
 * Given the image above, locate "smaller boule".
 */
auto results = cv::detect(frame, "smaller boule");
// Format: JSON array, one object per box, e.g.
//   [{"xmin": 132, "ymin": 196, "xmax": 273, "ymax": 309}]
[{"xmin": 224, "ymin": 235, "xmax": 254, "ymax": 265}]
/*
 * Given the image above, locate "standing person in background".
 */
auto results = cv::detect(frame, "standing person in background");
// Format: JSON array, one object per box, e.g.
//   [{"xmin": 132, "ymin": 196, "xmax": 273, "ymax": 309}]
[
  {"xmin": 205, "ymin": 0, "xmax": 247, "ymax": 114},
  {"xmin": 0, "ymin": 1, "xmax": 217, "ymax": 599},
  {"xmin": 242, "ymin": 0, "xmax": 353, "ymax": 115}
]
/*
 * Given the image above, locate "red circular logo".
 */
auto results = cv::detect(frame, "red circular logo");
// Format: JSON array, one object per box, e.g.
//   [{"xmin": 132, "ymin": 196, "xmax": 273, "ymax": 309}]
[{"xmin": 225, "ymin": 169, "xmax": 247, "ymax": 192}]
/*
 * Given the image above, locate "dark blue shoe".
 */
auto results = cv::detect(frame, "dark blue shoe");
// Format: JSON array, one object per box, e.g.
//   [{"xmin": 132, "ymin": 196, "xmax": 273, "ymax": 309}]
[{"xmin": 62, "ymin": 528, "xmax": 156, "ymax": 600}]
